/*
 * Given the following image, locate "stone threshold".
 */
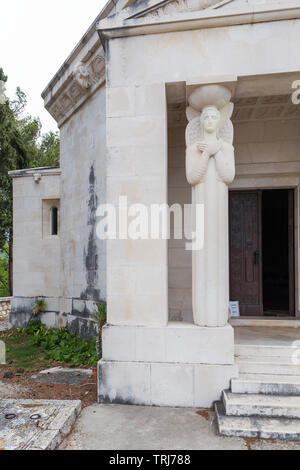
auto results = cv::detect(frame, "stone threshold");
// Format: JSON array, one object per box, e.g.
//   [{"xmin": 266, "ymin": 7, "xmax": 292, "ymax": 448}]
[{"xmin": 230, "ymin": 317, "xmax": 300, "ymax": 328}]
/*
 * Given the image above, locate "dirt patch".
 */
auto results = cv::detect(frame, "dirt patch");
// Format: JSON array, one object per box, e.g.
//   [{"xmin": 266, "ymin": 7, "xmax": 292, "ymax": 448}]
[
  {"xmin": 196, "ymin": 410, "xmax": 211, "ymax": 421},
  {"xmin": 244, "ymin": 437, "xmax": 281, "ymax": 451},
  {"xmin": 0, "ymin": 367, "xmax": 97, "ymax": 409}
]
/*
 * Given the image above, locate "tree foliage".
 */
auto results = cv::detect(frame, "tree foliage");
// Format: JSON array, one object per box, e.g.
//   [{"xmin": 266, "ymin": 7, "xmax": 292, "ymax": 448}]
[
  {"xmin": 0, "ymin": 243, "xmax": 9, "ymax": 297},
  {"xmin": 0, "ymin": 67, "xmax": 60, "ymax": 295}
]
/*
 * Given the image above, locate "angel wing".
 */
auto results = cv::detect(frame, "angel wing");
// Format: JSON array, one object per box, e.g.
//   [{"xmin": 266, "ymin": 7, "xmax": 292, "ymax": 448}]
[
  {"xmin": 186, "ymin": 117, "xmax": 202, "ymax": 148},
  {"xmin": 218, "ymin": 119, "xmax": 234, "ymax": 145},
  {"xmin": 218, "ymin": 102, "xmax": 234, "ymax": 145}
]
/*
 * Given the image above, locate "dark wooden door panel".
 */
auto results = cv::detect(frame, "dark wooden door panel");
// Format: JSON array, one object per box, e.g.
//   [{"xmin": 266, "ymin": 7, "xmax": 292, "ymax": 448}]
[
  {"xmin": 288, "ymin": 189, "xmax": 295, "ymax": 316},
  {"xmin": 229, "ymin": 191, "xmax": 263, "ymax": 316}
]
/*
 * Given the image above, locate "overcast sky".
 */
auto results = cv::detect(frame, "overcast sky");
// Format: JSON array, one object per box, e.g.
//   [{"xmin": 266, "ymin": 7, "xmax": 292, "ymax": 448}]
[{"xmin": 0, "ymin": 0, "xmax": 107, "ymax": 134}]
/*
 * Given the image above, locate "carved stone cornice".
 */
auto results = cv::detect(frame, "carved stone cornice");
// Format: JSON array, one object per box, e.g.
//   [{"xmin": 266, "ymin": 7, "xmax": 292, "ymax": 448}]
[
  {"xmin": 42, "ymin": 38, "xmax": 106, "ymax": 128},
  {"xmin": 97, "ymin": 0, "xmax": 300, "ymax": 40},
  {"xmin": 133, "ymin": 0, "xmax": 225, "ymax": 19}
]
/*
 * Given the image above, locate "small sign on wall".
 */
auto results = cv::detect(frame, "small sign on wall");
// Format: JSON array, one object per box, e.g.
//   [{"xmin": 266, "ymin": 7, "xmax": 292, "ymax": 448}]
[{"xmin": 229, "ymin": 301, "xmax": 240, "ymax": 318}]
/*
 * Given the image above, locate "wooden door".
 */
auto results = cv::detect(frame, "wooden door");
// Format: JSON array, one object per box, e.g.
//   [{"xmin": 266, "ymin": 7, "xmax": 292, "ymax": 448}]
[
  {"xmin": 288, "ymin": 189, "xmax": 295, "ymax": 316},
  {"xmin": 229, "ymin": 191, "xmax": 263, "ymax": 316}
]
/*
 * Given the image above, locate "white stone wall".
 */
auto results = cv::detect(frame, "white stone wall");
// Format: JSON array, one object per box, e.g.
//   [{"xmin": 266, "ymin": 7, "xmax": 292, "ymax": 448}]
[
  {"xmin": 10, "ymin": 171, "xmax": 61, "ymax": 328},
  {"xmin": 106, "ymin": 83, "xmax": 169, "ymax": 327},
  {"xmin": 10, "ymin": 83, "xmax": 106, "ymax": 336},
  {"xmin": 107, "ymin": 20, "xmax": 300, "ymax": 88},
  {"xmin": 59, "ymin": 85, "xmax": 107, "ymax": 334},
  {"xmin": 12, "ymin": 172, "xmax": 61, "ymax": 298},
  {"xmin": 234, "ymin": 119, "xmax": 300, "ymax": 172},
  {"xmin": 168, "ymin": 122, "xmax": 193, "ymax": 322}
]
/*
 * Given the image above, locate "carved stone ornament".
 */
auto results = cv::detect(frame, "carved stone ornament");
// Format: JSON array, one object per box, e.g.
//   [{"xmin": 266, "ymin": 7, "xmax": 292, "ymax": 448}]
[
  {"xmin": 138, "ymin": 0, "xmax": 223, "ymax": 19},
  {"xmin": 46, "ymin": 50, "xmax": 105, "ymax": 126},
  {"xmin": 33, "ymin": 173, "xmax": 42, "ymax": 184},
  {"xmin": 73, "ymin": 62, "xmax": 92, "ymax": 90}
]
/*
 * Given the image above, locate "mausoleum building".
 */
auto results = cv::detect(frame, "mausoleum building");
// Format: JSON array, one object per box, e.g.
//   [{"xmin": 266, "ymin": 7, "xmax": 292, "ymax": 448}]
[{"xmin": 8, "ymin": 0, "xmax": 300, "ymax": 439}]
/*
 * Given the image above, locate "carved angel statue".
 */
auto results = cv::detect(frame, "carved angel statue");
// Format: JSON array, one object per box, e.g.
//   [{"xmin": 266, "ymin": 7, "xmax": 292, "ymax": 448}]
[
  {"xmin": 185, "ymin": 85, "xmax": 235, "ymax": 328},
  {"xmin": 186, "ymin": 85, "xmax": 235, "ymax": 186}
]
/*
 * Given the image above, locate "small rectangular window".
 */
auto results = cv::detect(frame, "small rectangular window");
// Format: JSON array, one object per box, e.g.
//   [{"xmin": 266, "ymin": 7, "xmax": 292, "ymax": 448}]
[
  {"xmin": 51, "ymin": 207, "xmax": 59, "ymax": 236},
  {"xmin": 42, "ymin": 199, "xmax": 60, "ymax": 238}
]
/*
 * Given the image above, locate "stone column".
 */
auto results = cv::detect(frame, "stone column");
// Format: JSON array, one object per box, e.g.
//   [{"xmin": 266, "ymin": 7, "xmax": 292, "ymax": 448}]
[
  {"xmin": 106, "ymin": 83, "xmax": 169, "ymax": 327},
  {"xmin": 185, "ymin": 85, "xmax": 235, "ymax": 327}
]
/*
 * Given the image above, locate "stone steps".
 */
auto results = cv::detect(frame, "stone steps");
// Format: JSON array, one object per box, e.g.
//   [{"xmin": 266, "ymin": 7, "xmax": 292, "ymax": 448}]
[
  {"xmin": 223, "ymin": 390, "xmax": 300, "ymax": 419},
  {"xmin": 235, "ymin": 344, "xmax": 297, "ymax": 358},
  {"xmin": 236, "ymin": 356, "xmax": 300, "ymax": 375},
  {"xmin": 232, "ymin": 374, "xmax": 300, "ymax": 396},
  {"xmin": 215, "ymin": 361, "xmax": 300, "ymax": 439},
  {"xmin": 215, "ymin": 402, "xmax": 300, "ymax": 441},
  {"xmin": 215, "ymin": 332, "xmax": 300, "ymax": 440}
]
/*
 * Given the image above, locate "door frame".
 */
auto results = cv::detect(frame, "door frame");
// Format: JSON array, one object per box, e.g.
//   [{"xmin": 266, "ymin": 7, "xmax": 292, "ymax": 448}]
[{"xmin": 229, "ymin": 184, "xmax": 296, "ymax": 318}]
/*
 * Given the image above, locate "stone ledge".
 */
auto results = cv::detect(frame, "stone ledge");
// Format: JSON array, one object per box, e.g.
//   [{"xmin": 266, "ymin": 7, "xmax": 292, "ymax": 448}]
[{"xmin": 103, "ymin": 322, "xmax": 235, "ymax": 365}]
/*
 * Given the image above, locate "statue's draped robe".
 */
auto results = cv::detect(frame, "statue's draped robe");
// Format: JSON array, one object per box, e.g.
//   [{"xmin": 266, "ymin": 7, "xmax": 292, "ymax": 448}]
[{"xmin": 186, "ymin": 140, "xmax": 235, "ymax": 327}]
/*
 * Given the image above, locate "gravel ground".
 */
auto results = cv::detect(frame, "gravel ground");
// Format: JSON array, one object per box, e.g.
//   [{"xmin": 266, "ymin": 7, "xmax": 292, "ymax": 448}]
[{"xmin": 0, "ymin": 380, "xmax": 29, "ymax": 398}]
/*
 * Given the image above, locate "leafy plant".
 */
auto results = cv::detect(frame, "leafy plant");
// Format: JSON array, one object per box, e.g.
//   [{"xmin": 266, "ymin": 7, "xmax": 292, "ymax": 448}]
[
  {"xmin": 0, "ymin": 244, "xmax": 9, "ymax": 297},
  {"xmin": 33, "ymin": 299, "xmax": 46, "ymax": 317},
  {"xmin": 25, "ymin": 320, "xmax": 97, "ymax": 367},
  {"xmin": 25, "ymin": 299, "xmax": 46, "ymax": 329},
  {"xmin": 91, "ymin": 303, "xmax": 107, "ymax": 360}
]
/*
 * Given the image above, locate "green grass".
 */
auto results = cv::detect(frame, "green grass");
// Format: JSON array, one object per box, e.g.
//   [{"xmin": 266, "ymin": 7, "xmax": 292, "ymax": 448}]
[
  {"xmin": 0, "ymin": 321, "xmax": 98, "ymax": 371},
  {"xmin": 0, "ymin": 331, "xmax": 50, "ymax": 370}
]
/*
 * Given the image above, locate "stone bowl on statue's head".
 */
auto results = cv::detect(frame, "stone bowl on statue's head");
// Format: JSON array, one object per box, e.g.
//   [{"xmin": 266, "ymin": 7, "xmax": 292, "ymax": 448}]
[
  {"xmin": 186, "ymin": 85, "xmax": 234, "ymax": 146},
  {"xmin": 188, "ymin": 84, "xmax": 232, "ymax": 112}
]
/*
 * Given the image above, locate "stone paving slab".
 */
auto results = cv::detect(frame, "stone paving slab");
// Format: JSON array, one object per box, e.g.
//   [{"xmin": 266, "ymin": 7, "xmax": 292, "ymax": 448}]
[
  {"xmin": 31, "ymin": 367, "xmax": 92, "ymax": 385},
  {"xmin": 0, "ymin": 399, "xmax": 81, "ymax": 450},
  {"xmin": 60, "ymin": 404, "xmax": 248, "ymax": 450}
]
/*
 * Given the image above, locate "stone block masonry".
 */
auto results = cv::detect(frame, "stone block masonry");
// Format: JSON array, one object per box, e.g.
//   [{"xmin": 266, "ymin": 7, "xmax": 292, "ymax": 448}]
[{"xmin": 0, "ymin": 297, "xmax": 11, "ymax": 319}]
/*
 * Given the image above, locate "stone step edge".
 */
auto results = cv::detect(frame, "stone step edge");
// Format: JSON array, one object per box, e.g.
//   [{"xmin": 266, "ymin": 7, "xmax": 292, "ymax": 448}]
[
  {"xmin": 231, "ymin": 374, "xmax": 300, "ymax": 387},
  {"xmin": 236, "ymin": 356, "xmax": 300, "ymax": 365},
  {"xmin": 236, "ymin": 344, "xmax": 297, "ymax": 350},
  {"xmin": 215, "ymin": 401, "xmax": 300, "ymax": 441},
  {"xmin": 231, "ymin": 377, "xmax": 300, "ymax": 396},
  {"xmin": 232, "ymin": 375, "xmax": 300, "ymax": 385},
  {"xmin": 223, "ymin": 390, "xmax": 300, "ymax": 419}
]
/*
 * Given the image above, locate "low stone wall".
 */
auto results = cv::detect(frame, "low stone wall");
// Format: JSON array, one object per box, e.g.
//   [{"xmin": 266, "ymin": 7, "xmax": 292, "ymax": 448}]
[
  {"xmin": 9, "ymin": 296, "xmax": 98, "ymax": 338},
  {"xmin": 0, "ymin": 297, "xmax": 12, "ymax": 319}
]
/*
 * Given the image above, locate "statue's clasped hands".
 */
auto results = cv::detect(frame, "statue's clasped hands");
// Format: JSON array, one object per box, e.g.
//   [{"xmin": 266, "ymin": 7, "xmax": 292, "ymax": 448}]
[{"xmin": 197, "ymin": 141, "xmax": 222, "ymax": 157}]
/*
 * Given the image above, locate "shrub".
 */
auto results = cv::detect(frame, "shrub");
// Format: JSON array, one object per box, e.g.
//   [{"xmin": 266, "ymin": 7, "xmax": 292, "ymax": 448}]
[{"xmin": 25, "ymin": 320, "xmax": 98, "ymax": 367}]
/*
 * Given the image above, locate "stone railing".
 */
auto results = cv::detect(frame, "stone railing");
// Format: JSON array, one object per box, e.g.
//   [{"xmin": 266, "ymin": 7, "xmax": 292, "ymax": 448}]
[{"xmin": 0, "ymin": 297, "xmax": 11, "ymax": 319}]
